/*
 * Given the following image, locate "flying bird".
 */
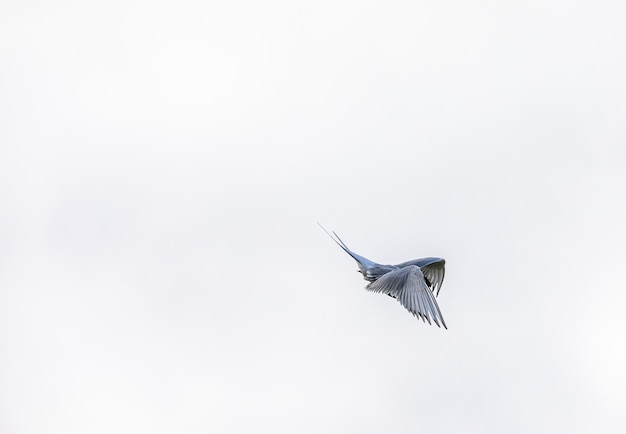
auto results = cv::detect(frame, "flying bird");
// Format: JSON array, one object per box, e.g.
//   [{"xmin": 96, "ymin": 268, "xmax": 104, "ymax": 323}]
[{"xmin": 319, "ymin": 224, "xmax": 447, "ymax": 328}]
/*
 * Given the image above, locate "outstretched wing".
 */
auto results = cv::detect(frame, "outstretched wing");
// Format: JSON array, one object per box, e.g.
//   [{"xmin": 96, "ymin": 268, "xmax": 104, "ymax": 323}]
[
  {"xmin": 395, "ymin": 257, "xmax": 446, "ymax": 296},
  {"xmin": 366, "ymin": 265, "xmax": 447, "ymax": 328}
]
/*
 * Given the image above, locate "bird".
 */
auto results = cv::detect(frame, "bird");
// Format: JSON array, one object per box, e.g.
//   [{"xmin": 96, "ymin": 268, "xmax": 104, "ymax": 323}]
[{"xmin": 319, "ymin": 223, "xmax": 447, "ymax": 328}]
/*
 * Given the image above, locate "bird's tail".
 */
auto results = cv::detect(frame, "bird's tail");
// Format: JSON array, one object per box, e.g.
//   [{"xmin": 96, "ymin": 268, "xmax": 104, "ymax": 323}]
[{"xmin": 317, "ymin": 223, "xmax": 379, "ymax": 275}]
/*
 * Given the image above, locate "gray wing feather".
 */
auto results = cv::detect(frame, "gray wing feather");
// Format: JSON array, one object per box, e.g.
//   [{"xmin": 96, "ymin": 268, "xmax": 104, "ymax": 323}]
[
  {"xmin": 395, "ymin": 257, "xmax": 446, "ymax": 296},
  {"xmin": 366, "ymin": 265, "xmax": 447, "ymax": 328}
]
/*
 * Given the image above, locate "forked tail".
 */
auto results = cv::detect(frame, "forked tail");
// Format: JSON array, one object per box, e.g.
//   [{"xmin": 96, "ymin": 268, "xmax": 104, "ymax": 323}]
[{"xmin": 317, "ymin": 223, "xmax": 385, "ymax": 279}]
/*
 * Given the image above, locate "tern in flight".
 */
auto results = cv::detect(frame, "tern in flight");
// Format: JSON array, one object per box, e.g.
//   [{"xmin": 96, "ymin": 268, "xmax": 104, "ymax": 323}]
[{"xmin": 319, "ymin": 224, "xmax": 447, "ymax": 328}]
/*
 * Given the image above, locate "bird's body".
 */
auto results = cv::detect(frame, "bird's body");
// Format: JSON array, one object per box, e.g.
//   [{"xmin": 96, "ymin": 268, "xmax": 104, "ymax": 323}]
[{"xmin": 320, "ymin": 224, "xmax": 447, "ymax": 328}]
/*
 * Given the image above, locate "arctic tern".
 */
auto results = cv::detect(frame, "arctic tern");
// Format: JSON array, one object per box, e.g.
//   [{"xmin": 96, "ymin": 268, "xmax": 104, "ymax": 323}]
[{"xmin": 319, "ymin": 224, "xmax": 447, "ymax": 328}]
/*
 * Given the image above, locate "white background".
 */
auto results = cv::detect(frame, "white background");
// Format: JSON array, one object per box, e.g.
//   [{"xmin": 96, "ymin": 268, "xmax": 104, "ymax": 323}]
[{"xmin": 1, "ymin": 1, "xmax": 625, "ymax": 433}]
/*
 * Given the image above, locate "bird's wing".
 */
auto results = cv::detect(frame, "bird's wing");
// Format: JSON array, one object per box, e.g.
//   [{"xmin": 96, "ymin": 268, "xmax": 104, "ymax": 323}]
[
  {"xmin": 366, "ymin": 265, "xmax": 447, "ymax": 328},
  {"xmin": 395, "ymin": 257, "xmax": 446, "ymax": 296},
  {"xmin": 419, "ymin": 258, "xmax": 446, "ymax": 296}
]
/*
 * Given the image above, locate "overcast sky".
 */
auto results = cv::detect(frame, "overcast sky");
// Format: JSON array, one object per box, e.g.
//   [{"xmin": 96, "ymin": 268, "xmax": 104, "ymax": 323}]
[{"xmin": 1, "ymin": 1, "xmax": 625, "ymax": 433}]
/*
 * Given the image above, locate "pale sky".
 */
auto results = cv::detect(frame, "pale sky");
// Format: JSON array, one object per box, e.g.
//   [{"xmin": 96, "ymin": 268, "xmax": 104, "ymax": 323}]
[{"xmin": 1, "ymin": 1, "xmax": 625, "ymax": 433}]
